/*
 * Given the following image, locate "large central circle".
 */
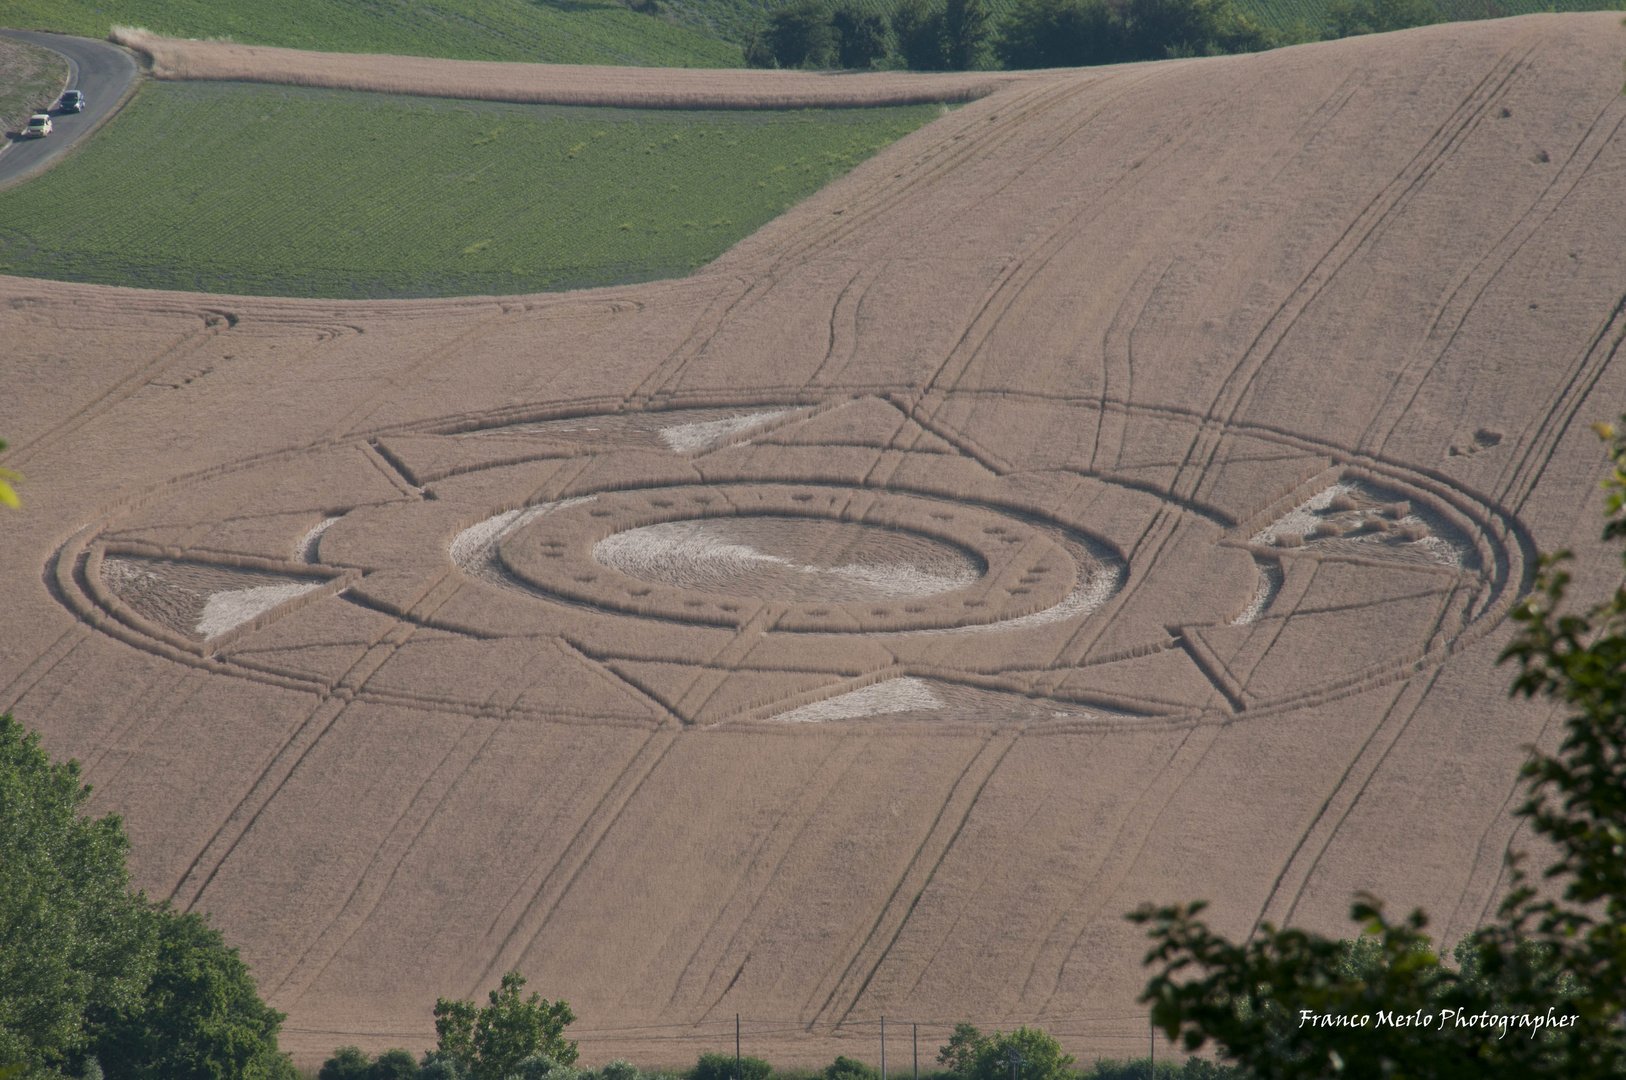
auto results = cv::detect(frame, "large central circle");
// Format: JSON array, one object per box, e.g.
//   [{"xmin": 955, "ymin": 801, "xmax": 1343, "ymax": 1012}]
[
  {"xmin": 493, "ymin": 484, "xmax": 1079, "ymax": 631},
  {"xmin": 592, "ymin": 516, "xmax": 985, "ymax": 603}
]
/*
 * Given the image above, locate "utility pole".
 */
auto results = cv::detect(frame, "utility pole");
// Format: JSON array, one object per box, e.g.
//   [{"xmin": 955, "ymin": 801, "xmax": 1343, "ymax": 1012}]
[
  {"xmin": 1148, "ymin": 1015, "xmax": 1154, "ymax": 1080},
  {"xmin": 737, "ymin": 1014, "xmax": 742, "ymax": 1080},
  {"xmin": 913, "ymin": 1023, "xmax": 918, "ymax": 1080},
  {"xmin": 1004, "ymin": 1045, "xmax": 1023, "ymax": 1080},
  {"xmin": 881, "ymin": 1017, "xmax": 886, "ymax": 1080}
]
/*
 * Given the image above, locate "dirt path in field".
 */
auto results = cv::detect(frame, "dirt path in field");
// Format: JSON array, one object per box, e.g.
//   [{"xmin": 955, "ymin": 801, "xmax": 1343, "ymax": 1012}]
[{"xmin": 4, "ymin": 13, "xmax": 1626, "ymax": 1068}]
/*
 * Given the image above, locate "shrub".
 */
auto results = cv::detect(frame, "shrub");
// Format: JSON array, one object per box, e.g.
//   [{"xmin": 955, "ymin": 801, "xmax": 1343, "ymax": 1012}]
[
  {"xmin": 320, "ymin": 1048, "xmax": 373, "ymax": 1080},
  {"xmin": 1325, "ymin": 0, "xmax": 1441, "ymax": 36},
  {"xmin": 373, "ymin": 1049, "xmax": 421, "ymax": 1080},
  {"xmin": 970, "ymin": 1029, "xmax": 1073, "ymax": 1080},
  {"xmin": 891, "ymin": 0, "xmax": 949, "ymax": 68},
  {"xmin": 765, "ymin": 0, "xmax": 838, "ymax": 67},
  {"xmin": 690, "ymin": 1052, "xmax": 772, "ymax": 1080},
  {"xmin": 995, "ymin": 0, "xmax": 1276, "ymax": 68},
  {"xmin": 994, "ymin": 0, "xmax": 1121, "ymax": 68},
  {"xmin": 832, "ymin": 4, "xmax": 891, "ymax": 66},
  {"xmin": 823, "ymin": 1056, "xmax": 878, "ymax": 1080},
  {"xmin": 432, "ymin": 971, "xmax": 576, "ymax": 1080}
]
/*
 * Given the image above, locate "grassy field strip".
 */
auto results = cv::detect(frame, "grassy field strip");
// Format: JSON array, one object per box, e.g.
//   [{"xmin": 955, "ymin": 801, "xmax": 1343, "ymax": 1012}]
[
  {"xmin": 113, "ymin": 30, "xmax": 1028, "ymax": 110},
  {"xmin": 0, "ymin": 0, "xmax": 743, "ymax": 68},
  {"xmin": 0, "ymin": 81, "xmax": 938, "ymax": 298},
  {"xmin": 0, "ymin": 35, "xmax": 66, "ymax": 136}
]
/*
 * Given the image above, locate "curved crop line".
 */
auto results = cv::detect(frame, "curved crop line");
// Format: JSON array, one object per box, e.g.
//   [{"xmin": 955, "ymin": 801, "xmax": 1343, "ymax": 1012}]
[
  {"xmin": 276, "ymin": 716, "xmax": 506, "ymax": 1005},
  {"xmin": 171, "ymin": 694, "xmax": 351, "ymax": 912},
  {"xmin": 477, "ymin": 730, "xmax": 679, "ymax": 990},
  {"xmin": 1246, "ymin": 676, "xmax": 1419, "ymax": 938},
  {"xmin": 1167, "ymin": 37, "xmax": 1543, "ymax": 504},
  {"xmin": 824, "ymin": 730, "xmax": 1021, "ymax": 1026},
  {"xmin": 684, "ymin": 738, "xmax": 870, "ymax": 1021},
  {"xmin": 1364, "ymin": 90, "xmax": 1626, "ymax": 458},
  {"xmin": 1033, "ymin": 721, "xmax": 1218, "ymax": 1012},
  {"xmin": 1499, "ymin": 290, "xmax": 1626, "ymax": 518},
  {"xmin": 1276, "ymin": 667, "xmax": 1445, "ymax": 928}
]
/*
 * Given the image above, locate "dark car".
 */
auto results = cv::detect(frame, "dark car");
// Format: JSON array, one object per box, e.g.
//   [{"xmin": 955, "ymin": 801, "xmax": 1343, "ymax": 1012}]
[{"xmin": 57, "ymin": 90, "xmax": 86, "ymax": 113}]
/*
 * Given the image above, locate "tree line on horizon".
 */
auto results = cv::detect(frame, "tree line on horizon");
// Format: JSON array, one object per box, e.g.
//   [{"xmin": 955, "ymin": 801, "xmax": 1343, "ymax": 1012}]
[{"xmin": 740, "ymin": 0, "xmax": 1446, "ymax": 71}]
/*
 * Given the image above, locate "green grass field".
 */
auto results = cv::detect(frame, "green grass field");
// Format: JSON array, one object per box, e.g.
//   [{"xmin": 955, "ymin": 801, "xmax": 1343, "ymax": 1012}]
[
  {"xmin": 0, "ymin": 81, "xmax": 936, "ymax": 298},
  {"xmin": 0, "ymin": 35, "xmax": 66, "ymax": 135},
  {"xmin": 0, "ymin": 0, "xmax": 744, "ymax": 68}
]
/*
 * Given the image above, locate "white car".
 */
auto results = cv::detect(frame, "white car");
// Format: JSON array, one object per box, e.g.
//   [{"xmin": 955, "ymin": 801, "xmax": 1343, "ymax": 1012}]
[{"xmin": 24, "ymin": 114, "xmax": 52, "ymax": 138}]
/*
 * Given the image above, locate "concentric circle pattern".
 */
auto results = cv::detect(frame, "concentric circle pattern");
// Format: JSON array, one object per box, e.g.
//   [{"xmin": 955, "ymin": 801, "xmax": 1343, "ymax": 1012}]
[{"xmin": 499, "ymin": 484, "xmax": 1073, "ymax": 632}]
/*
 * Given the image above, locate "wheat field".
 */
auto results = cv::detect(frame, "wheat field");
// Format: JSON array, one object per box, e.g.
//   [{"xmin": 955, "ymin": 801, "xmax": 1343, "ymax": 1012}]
[{"xmin": 3, "ymin": 14, "xmax": 1626, "ymax": 1068}]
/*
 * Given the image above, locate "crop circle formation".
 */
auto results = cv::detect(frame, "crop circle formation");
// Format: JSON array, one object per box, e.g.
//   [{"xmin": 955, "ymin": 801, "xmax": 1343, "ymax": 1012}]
[{"xmin": 57, "ymin": 399, "xmax": 1521, "ymax": 726}]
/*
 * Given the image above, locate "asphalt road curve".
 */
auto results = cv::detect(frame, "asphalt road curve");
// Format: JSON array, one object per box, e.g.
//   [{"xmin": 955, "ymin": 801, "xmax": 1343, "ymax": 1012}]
[{"xmin": 0, "ymin": 30, "xmax": 138, "ymax": 188}]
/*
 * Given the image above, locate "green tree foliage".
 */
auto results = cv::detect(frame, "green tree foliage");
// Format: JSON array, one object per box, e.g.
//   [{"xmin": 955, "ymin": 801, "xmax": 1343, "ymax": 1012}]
[
  {"xmin": 1324, "ymin": 0, "xmax": 1440, "ymax": 36},
  {"xmin": 690, "ymin": 1053, "xmax": 771, "ymax": 1080},
  {"xmin": 889, "ymin": 0, "xmax": 991, "ymax": 69},
  {"xmin": 432, "ymin": 972, "xmax": 576, "ymax": 1080},
  {"xmin": 319, "ymin": 1048, "xmax": 373, "ymax": 1080},
  {"xmin": 994, "ymin": 0, "xmax": 1275, "ymax": 69},
  {"xmin": 993, "ymin": 0, "xmax": 1120, "ymax": 68},
  {"xmin": 891, "ymin": 0, "xmax": 950, "ymax": 68},
  {"xmin": 1129, "ymin": 420, "xmax": 1626, "ymax": 1079},
  {"xmin": 764, "ymin": 0, "xmax": 838, "ymax": 67},
  {"xmin": 372, "ymin": 1050, "xmax": 422, "ymax": 1080},
  {"xmin": 943, "ymin": 0, "xmax": 994, "ymax": 68},
  {"xmin": 832, "ymin": 4, "xmax": 891, "ymax": 66},
  {"xmin": 823, "ymin": 1056, "xmax": 878, "ymax": 1080},
  {"xmin": 94, "ymin": 907, "xmax": 296, "ymax": 1080},
  {"xmin": 935, "ymin": 1026, "xmax": 1074, "ymax": 1080},
  {"xmin": 319, "ymin": 1047, "xmax": 418, "ymax": 1080},
  {"xmin": 937, "ymin": 1023, "xmax": 987, "ymax": 1076},
  {"xmin": 0, "ymin": 714, "xmax": 294, "ymax": 1080},
  {"xmin": 0, "ymin": 715, "xmax": 151, "ymax": 1075}
]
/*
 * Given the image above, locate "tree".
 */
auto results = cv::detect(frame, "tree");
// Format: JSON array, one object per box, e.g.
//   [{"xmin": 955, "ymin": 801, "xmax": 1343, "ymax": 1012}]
[
  {"xmin": 891, "ymin": 0, "xmax": 948, "ymax": 69},
  {"xmin": 969, "ymin": 1029, "xmax": 1074, "ymax": 1080},
  {"xmin": 93, "ymin": 906, "xmax": 296, "ymax": 1080},
  {"xmin": 942, "ymin": 0, "xmax": 993, "ymax": 69},
  {"xmin": 832, "ymin": 4, "xmax": 891, "ymax": 67},
  {"xmin": 994, "ymin": 0, "xmax": 1122, "ymax": 69},
  {"xmin": 371, "ymin": 1049, "xmax": 421, "ymax": 1080},
  {"xmin": 319, "ymin": 1047, "xmax": 417, "ymax": 1080},
  {"xmin": 1325, "ymin": 0, "xmax": 1440, "ymax": 37},
  {"xmin": 690, "ymin": 1053, "xmax": 771, "ymax": 1080},
  {"xmin": 937, "ymin": 1023, "xmax": 988, "ymax": 1076},
  {"xmin": 1130, "ymin": 419, "xmax": 1626, "ymax": 1078},
  {"xmin": 0, "ymin": 714, "xmax": 295, "ymax": 1080},
  {"xmin": 432, "ymin": 972, "xmax": 576, "ymax": 1080},
  {"xmin": 0, "ymin": 715, "xmax": 152, "ymax": 1076},
  {"xmin": 764, "ymin": 0, "xmax": 838, "ymax": 68},
  {"xmin": 823, "ymin": 1056, "xmax": 878, "ymax": 1080}
]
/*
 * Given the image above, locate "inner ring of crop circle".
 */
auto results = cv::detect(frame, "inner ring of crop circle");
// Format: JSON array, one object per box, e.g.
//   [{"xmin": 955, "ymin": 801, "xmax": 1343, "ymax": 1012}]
[{"xmin": 495, "ymin": 484, "xmax": 1079, "ymax": 632}]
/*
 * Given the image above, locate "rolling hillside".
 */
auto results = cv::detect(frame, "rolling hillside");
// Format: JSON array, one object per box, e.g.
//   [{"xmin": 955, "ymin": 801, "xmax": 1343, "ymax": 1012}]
[{"xmin": 3, "ymin": 10, "xmax": 1626, "ymax": 1073}]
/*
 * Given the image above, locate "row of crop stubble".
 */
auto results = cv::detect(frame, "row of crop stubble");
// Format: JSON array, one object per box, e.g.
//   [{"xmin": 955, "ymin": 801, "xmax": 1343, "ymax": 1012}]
[{"xmin": 0, "ymin": 81, "xmax": 939, "ymax": 298}]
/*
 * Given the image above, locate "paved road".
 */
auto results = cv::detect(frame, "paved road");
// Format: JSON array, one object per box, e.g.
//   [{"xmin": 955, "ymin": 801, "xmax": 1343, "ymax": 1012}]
[{"xmin": 0, "ymin": 30, "xmax": 138, "ymax": 188}]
